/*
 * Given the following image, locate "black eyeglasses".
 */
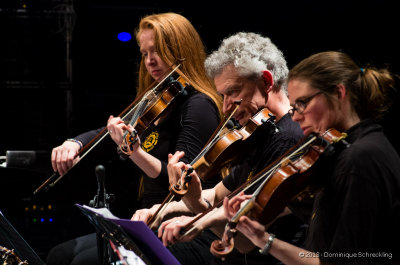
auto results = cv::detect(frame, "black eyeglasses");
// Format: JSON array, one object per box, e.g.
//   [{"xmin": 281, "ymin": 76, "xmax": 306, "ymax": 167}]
[{"xmin": 288, "ymin": 91, "xmax": 324, "ymax": 117}]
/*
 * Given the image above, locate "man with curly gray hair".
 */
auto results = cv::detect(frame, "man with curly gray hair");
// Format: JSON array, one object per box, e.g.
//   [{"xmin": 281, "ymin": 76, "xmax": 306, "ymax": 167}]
[
  {"xmin": 139, "ymin": 32, "xmax": 308, "ymax": 265},
  {"xmin": 206, "ymin": 32, "xmax": 288, "ymax": 94},
  {"xmin": 204, "ymin": 32, "xmax": 290, "ymax": 126}
]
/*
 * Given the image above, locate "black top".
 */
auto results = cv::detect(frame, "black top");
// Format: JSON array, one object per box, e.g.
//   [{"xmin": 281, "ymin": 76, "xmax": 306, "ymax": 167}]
[
  {"xmin": 222, "ymin": 113, "xmax": 304, "ymax": 192},
  {"xmin": 76, "ymin": 91, "xmax": 220, "ymax": 208},
  {"xmin": 306, "ymin": 119, "xmax": 400, "ymax": 264},
  {"xmin": 139, "ymin": 92, "xmax": 220, "ymax": 207},
  {"xmin": 214, "ymin": 114, "xmax": 307, "ymax": 265}
]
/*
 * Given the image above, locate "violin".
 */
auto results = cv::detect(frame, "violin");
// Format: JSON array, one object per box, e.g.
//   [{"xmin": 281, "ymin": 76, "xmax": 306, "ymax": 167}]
[
  {"xmin": 209, "ymin": 128, "xmax": 349, "ymax": 258},
  {"xmin": 34, "ymin": 65, "xmax": 188, "ymax": 194},
  {"xmin": 191, "ymin": 108, "xmax": 277, "ymax": 181},
  {"xmin": 118, "ymin": 72, "xmax": 190, "ymax": 158},
  {"xmin": 146, "ymin": 107, "xmax": 278, "ymax": 227}
]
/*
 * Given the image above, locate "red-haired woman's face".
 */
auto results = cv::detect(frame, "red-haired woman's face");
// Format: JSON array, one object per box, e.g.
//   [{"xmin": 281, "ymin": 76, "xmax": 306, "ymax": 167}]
[{"xmin": 139, "ymin": 29, "xmax": 169, "ymax": 81}]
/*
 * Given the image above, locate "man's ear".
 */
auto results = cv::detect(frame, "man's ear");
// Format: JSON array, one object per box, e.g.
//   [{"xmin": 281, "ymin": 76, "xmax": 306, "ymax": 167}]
[{"xmin": 262, "ymin": 70, "xmax": 274, "ymax": 93}]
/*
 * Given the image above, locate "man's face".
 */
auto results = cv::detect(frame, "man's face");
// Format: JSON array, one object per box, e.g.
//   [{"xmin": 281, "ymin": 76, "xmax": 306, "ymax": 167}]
[{"xmin": 214, "ymin": 65, "xmax": 266, "ymax": 126}]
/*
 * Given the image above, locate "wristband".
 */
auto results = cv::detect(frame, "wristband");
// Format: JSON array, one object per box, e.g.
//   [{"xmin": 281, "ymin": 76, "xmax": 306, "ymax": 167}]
[
  {"xmin": 259, "ymin": 233, "xmax": 275, "ymax": 255},
  {"xmin": 66, "ymin": 138, "xmax": 83, "ymax": 150}
]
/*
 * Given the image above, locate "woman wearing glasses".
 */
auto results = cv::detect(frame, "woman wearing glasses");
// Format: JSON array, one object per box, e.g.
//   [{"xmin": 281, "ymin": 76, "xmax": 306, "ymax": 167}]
[{"xmin": 224, "ymin": 51, "xmax": 400, "ymax": 264}]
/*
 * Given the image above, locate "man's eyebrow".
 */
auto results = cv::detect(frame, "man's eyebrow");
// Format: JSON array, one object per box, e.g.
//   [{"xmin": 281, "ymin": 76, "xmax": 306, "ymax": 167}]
[{"xmin": 225, "ymin": 83, "xmax": 241, "ymax": 92}]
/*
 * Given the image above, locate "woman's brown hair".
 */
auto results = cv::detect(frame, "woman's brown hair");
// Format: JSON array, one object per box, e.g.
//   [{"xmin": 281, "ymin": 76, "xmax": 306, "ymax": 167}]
[{"xmin": 289, "ymin": 51, "xmax": 396, "ymax": 120}]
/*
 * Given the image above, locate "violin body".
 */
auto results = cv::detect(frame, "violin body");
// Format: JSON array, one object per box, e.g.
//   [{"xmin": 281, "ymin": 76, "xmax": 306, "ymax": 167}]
[
  {"xmin": 193, "ymin": 108, "xmax": 276, "ymax": 181},
  {"xmin": 210, "ymin": 128, "xmax": 349, "ymax": 258},
  {"xmin": 34, "ymin": 66, "xmax": 188, "ymax": 194},
  {"xmin": 251, "ymin": 128, "xmax": 348, "ymax": 224},
  {"xmin": 149, "ymin": 109, "xmax": 277, "ymax": 227},
  {"xmin": 120, "ymin": 74, "xmax": 189, "ymax": 157},
  {"xmin": 135, "ymin": 75, "xmax": 189, "ymax": 135}
]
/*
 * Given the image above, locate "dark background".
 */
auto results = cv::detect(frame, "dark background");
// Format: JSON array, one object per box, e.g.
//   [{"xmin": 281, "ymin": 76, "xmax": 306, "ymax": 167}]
[{"xmin": 1, "ymin": 0, "xmax": 399, "ymax": 261}]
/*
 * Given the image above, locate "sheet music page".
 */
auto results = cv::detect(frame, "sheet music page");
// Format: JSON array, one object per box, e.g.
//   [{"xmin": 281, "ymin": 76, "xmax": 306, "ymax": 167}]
[
  {"xmin": 76, "ymin": 204, "xmax": 181, "ymax": 265},
  {"xmin": 81, "ymin": 205, "xmax": 119, "ymax": 219}
]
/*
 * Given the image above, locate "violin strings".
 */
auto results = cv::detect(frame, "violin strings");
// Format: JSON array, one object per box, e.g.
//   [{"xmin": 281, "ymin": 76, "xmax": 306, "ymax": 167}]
[
  {"xmin": 119, "ymin": 65, "xmax": 184, "ymax": 154},
  {"xmin": 243, "ymin": 135, "xmax": 318, "ymax": 196},
  {"xmin": 44, "ymin": 65, "xmax": 183, "ymax": 191},
  {"xmin": 122, "ymin": 63, "xmax": 181, "ymax": 123},
  {"xmin": 173, "ymin": 104, "xmax": 241, "ymax": 195},
  {"xmin": 217, "ymin": 135, "xmax": 318, "ymax": 228},
  {"xmin": 188, "ymin": 103, "xmax": 241, "ymax": 167},
  {"xmin": 179, "ymin": 135, "xmax": 318, "ymax": 238}
]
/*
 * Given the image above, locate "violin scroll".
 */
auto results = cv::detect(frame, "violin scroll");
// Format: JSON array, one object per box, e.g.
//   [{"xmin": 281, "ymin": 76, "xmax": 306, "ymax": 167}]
[
  {"xmin": 170, "ymin": 167, "xmax": 193, "ymax": 198},
  {"xmin": 209, "ymin": 222, "xmax": 237, "ymax": 259},
  {"xmin": 118, "ymin": 129, "xmax": 139, "ymax": 160}
]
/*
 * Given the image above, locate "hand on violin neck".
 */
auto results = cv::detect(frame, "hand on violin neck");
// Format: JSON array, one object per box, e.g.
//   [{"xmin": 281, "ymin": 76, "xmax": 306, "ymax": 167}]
[
  {"xmin": 107, "ymin": 115, "xmax": 130, "ymax": 145},
  {"xmin": 158, "ymin": 215, "xmax": 198, "ymax": 246},
  {"xmin": 223, "ymin": 193, "xmax": 253, "ymax": 220},
  {"xmin": 167, "ymin": 151, "xmax": 187, "ymax": 186},
  {"xmin": 223, "ymin": 194, "xmax": 270, "ymax": 251}
]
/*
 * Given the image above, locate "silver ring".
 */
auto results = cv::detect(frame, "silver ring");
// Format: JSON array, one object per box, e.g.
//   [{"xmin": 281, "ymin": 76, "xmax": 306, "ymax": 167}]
[
  {"xmin": 173, "ymin": 220, "xmax": 180, "ymax": 224},
  {"xmin": 109, "ymin": 130, "xmax": 113, "ymax": 134}
]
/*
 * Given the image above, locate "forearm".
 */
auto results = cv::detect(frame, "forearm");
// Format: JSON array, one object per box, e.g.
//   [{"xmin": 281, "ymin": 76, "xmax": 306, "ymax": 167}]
[
  {"xmin": 159, "ymin": 199, "xmax": 194, "ymax": 221},
  {"xmin": 75, "ymin": 127, "xmax": 104, "ymax": 146},
  {"xmin": 231, "ymin": 207, "xmax": 293, "ymax": 254},
  {"xmin": 129, "ymin": 148, "xmax": 162, "ymax": 178},
  {"xmin": 182, "ymin": 187, "xmax": 218, "ymax": 214},
  {"xmin": 191, "ymin": 206, "xmax": 228, "ymax": 236}
]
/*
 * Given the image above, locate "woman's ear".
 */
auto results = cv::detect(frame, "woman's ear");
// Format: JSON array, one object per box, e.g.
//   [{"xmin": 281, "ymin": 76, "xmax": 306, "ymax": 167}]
[
  {"xmin": 336, "ymin": 84, "xmax": 347, "ymax": 100},
  {"xmin": 262, "ymin": 70, "xmax": 274, "ymax": 93}
]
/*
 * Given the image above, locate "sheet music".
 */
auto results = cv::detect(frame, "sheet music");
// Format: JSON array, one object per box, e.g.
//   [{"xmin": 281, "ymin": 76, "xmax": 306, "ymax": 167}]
[
  {"xmin": 81, "ymin": 205, "xmax": 119, "ymax": 219},
  {"xmin": 115, "ymin": 245, "xmax": 146, "ymax": 265},
  {"xmin": 76, "ymin": 204, "xmax": 181, "ymax": 265}
]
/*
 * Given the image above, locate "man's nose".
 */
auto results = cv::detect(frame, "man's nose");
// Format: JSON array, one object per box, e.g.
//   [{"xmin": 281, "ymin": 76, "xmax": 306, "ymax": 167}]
[{"xmin": 223, "ymin": 97, "xmax": 233, "ymax": 114}]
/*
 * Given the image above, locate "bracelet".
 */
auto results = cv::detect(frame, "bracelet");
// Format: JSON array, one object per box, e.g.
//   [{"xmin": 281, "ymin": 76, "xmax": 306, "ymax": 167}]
[
  {"xmin": 66, "ymin": 138, "xmax": 83, "ymax": 150},
  {"xmin": 259, "ymin": 233, "xmax": 275, "ymax": 255}
]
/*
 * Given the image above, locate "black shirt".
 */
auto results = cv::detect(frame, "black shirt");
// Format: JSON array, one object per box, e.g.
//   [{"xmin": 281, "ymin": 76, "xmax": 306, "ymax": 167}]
[
  {"xmin": 223, "ymin": 113, "xmax": 304, "ymax": 192},
  {"xmin": 76, "ymin": 92, "xmax": 220, "ymax": 209},
  {"xmin": 140, "ymin": 92, "xmax": 220, "ymax": 207},
  {"xmin": 306, "ymin": 119, "xmax": 400, "ymax": 265},
  {"xmin": 214, "ymin": 114, "xmax": 306, "ymax": 265}
]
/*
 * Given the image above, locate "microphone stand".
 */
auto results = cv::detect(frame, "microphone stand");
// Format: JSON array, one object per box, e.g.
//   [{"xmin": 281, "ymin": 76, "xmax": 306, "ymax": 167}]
[{"xmin": 89, "ymin": 165, "xmax": 114, "ymax": 265}]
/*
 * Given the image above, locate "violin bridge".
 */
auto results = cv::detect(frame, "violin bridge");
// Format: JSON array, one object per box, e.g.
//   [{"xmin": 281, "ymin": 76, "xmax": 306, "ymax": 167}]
[{"xmin": 280, "ymin": 157, "xmax": 290, "ymax": 167}]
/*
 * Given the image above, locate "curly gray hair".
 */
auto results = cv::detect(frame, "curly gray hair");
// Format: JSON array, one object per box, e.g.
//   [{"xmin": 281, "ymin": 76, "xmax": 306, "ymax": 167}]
[{"xmin": 205, "ymin": 32, "xmax": 288, "ymax": 93}]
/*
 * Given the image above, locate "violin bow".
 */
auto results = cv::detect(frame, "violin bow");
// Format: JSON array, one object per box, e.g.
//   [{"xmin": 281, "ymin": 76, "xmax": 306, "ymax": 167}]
[
  {"xmin": 179, "ymin": 133, "xmax": 319, "ymax": 238},
  {"xmin": 209, "ymin": 130, "xmax": 348, "ymax": 257},
  {"xmin": 34, "ymin": 64, "xmax": 182, "ymax": 195},
  {"xmin": 146, "ymin": 103, "xmax": 242, "ymax": 228}
]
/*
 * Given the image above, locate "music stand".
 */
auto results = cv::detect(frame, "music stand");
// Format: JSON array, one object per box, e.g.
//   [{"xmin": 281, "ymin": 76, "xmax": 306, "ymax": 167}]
[{"xmin": 76, "ymin": 204, "xmax": 181, "ymax": 265}]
